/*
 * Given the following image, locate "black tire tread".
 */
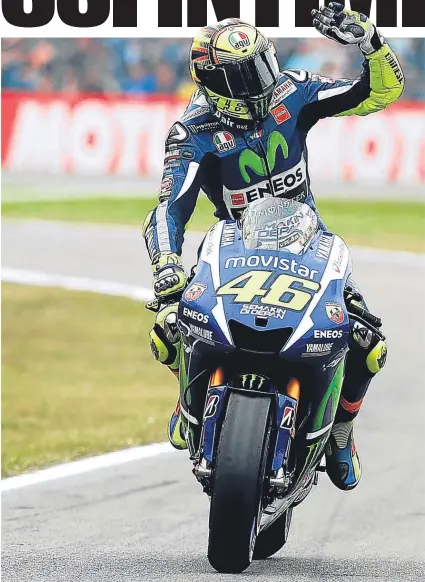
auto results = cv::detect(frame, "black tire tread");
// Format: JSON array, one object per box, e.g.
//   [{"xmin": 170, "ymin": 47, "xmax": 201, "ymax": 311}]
[{"xmin": 208, "ymin": 391, "xmax": 271, "ymax": 573}]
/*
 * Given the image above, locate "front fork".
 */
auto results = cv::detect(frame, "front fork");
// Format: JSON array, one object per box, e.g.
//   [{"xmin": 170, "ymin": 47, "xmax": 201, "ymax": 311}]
[
  {"xmin": 193, "ymin": 360, "xmax": 346, "ymax": 497},
  {"xmin": 193, "ymin": 369, "xmax": 300, "ymax": 494}
]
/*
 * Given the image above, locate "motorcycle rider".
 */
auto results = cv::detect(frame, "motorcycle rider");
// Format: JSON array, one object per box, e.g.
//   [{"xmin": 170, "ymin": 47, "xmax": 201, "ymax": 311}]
[{"xmin": 143, "ymin": 3, "xmax": 402, "ymax": 491}]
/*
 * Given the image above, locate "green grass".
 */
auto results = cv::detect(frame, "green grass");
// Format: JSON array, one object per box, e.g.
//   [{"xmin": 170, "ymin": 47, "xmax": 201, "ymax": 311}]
[
  {"xmin": 1, "ymin": 284, "xmax": 177, "ymax": 477},
  {"xmin": 2, "ymin": 196, "xmax": 425, "ymax": 252}
]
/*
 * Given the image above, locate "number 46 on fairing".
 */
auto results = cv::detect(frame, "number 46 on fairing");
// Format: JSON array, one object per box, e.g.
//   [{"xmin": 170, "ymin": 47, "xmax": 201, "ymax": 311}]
[{"xmin": 216, "ymin": 271, "xmax": 320, "ymax": 311}]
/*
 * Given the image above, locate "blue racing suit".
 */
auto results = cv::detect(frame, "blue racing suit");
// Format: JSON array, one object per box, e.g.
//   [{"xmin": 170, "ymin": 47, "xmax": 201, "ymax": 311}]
[
  {"xmin": 144, "ymin": 40, "xmax": 403, "ymax": 489},
  {"xmin": 144, "ymin": 44, "xmax": 404, "ymax": 261}
]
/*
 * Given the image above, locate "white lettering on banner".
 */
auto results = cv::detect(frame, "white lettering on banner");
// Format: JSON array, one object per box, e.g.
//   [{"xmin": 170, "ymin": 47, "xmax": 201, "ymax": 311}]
[
  {"xmin": 350, "ymin": 115, "xmax": 396, "ymax": 183},
  {"xmin": 2, "ymin": 95, "xmax": 424, "ymax": 185},
  {"xmin": 4, "ymin": 96, "xmax": 184, "ymax": 177},
  {"xmin": 114, "ymin": 104, "xmax": 165, "ymax": 176},
  {"xmin": 70, "ymin": 101, "xmax": 115, "ymax": 174},
  {"xmin": 393, "ymin": 113, "xmax": 425, "ymax": 185},
  {"xmin": 5, "ymin": 100, "xmax": 68, "ymax": 173},
  {"xmin": 308, "ymin": 108, "xmax": 425, "ymax": 185}
]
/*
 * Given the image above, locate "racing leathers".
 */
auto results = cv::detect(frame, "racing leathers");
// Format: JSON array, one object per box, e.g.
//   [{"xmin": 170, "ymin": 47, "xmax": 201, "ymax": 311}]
[{"xmin": 144, "ymin": 42, "xmax": 403, "ymax": 489}]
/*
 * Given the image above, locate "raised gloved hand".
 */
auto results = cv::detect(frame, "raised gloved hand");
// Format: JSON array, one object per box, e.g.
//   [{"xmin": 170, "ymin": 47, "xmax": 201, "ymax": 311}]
[
  {"xmin": 151, "ymin": 252, "xmax": 187, "ymax": 300},
  {"xmin": 312, "ymin": 2, "xmax": 384, "ymax": 55}
]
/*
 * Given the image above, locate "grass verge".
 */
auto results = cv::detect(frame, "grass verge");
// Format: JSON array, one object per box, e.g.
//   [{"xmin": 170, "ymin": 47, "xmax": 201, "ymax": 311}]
[
  {"xmin": 1, "ymin": 283, "xmax": 176, "ymax": 477},
  {"xmin": 2, "ymin": 196, "xmax": 424, "ymax": 252}
]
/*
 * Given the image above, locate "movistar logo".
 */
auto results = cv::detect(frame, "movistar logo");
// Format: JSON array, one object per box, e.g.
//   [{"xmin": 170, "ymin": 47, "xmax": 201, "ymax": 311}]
[{"xmin": 239, "ymin": 131, "xmax": 289, "ymax": 184}]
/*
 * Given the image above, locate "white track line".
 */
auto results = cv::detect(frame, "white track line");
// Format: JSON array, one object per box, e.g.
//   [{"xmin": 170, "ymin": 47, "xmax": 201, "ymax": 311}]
[
  {"xmin": 1, "ymin": 245, "xmax": 424, "ymax": 492},
  {"xmin": 1, "ymin": 268, "xmax": 155, "ymax": 301},
  {"xmin": 1, "ymin": 443, "xmax": 175, "ymax": 492}
]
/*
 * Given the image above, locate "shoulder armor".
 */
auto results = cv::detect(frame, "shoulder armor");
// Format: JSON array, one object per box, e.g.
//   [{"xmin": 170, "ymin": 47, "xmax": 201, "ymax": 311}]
[
  {"xmin": 180, "ymin": 91, "xmax": 211, "ymax": 124},
  {"xmin": 282, "ymin": 69, "xmax": 310, "ymax": 83}
]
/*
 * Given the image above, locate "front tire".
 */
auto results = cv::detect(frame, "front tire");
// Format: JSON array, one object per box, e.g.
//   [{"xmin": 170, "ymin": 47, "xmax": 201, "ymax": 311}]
[{"xmin": 208, "ymin": 391, "xmax": 271, "ymax": 573}]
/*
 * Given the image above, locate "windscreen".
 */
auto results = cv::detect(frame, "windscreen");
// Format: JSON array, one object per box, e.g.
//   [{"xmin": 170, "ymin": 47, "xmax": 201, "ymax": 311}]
[{"xmin": 241, "ymin": 198, "xmax": 318, "ymax": 255}]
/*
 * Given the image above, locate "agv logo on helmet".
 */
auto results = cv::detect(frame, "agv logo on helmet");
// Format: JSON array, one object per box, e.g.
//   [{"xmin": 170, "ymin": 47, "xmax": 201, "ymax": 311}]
[{"xmin": 229, "ymin": 31, "xmax": 251, "ymax": 51}]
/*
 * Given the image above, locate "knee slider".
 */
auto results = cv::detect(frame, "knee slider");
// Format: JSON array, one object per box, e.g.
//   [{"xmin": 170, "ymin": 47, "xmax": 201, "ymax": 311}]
[
  {"xmin": 149, "ymin": 324, "xmax": 179, "ymax": 369},
  {"xmin": 366, "ymin": 340, "xmax": 387, "ymax": 375}
]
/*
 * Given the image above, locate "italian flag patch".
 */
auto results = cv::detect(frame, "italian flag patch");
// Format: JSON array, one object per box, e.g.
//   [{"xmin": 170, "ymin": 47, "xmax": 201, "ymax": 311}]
[{"xmin": 213, "ymin": 131, "xmax": 236, "ymax": 153}]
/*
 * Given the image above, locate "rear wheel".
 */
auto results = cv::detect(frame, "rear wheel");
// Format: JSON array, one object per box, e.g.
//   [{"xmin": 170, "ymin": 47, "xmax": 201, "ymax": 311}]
[
  {"xmin": 208, "ymin": 391, "xmax": 272, "ymax": 573},
  {"xmin": 253, "ymin": 506, "xmax": 293, "ymax": 560}
]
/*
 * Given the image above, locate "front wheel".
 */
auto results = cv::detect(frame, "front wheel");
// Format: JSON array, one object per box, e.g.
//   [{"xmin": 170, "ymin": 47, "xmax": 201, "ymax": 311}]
[
  {"xmin": 208, "ymin": 391, "xmax": 272, "ymax": 573},
  {"xmin": 253, "ymin": 506, "xmax": 293, "ymax": 560}
]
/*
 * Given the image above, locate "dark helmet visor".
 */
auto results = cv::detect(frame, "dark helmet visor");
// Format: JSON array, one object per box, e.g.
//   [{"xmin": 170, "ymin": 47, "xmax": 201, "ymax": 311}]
[{"xmin": 195, "ymin": 46, "xmax": 279, "ymax": 101}]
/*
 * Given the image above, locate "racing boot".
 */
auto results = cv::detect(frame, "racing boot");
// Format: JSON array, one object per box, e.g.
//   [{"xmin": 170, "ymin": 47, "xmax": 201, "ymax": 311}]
[
  {"xmin": 325, "ymin": 420, "xmax": 361, "ymax": 490},
  {"xmin": 167, "ymin": 399, "xmax": 187, "ymax": 451},
  {"xmin": 148, "ymin": 302, "xmax": 187, "ymax": 450},
  {"xmin": 326, "ymin": 314, "xmax": 388, "ymax": 490}
]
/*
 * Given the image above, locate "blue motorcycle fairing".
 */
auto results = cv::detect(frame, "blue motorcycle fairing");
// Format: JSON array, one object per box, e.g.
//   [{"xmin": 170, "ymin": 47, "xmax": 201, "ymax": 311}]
[{"xmin": 178, "ymin": 219, "xmax": 351, "ymax": 362}]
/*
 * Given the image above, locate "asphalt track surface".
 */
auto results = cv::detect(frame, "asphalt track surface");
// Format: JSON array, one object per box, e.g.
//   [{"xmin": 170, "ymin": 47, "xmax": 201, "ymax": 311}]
[{"xmin": 2, "ymin": 219, "xmax": 425, "ymax": 582}]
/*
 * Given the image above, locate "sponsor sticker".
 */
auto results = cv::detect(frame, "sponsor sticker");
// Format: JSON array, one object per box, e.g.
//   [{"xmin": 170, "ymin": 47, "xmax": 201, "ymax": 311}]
[
  {"xmin": 302, "ymin": 343, "xmax": 334, "ymax": 357},
  {"xmin": 159, "ymin": 176, "xmax": 173, "ymax": 200},
  {"xmin": 225, "ymin": 255, "xmax": 318, "ymax": 281},
  {"xmin": 204, "ymin": 394, "xmax": 220, "ymax": 419},
  {"xmin": 279, "ymin": 232, "xmax": 300, "ymax": 248},
  {"xmin": 231, "ymin": 193, "xmax": 246, "ymax": 206},
  {"xmin": 221, "ymin": 222, "xmax": 237, "ymax": 247},
  {"xmin": 182, "ymin": 307, "xmax": 209, "ymax": 324},
  {"xmin": 332, "ymin": 241, "xmax": 345, "ymax": 273},
  {"xmin": 270, "ymin": 79, "xmax": 297, "ymax": 108},
  {"xmin": 316, "ymin": 234, "xmax": 333, "ymax": 260},
  {"xmin": 311, "ymin": 74, "xmax": 336, "ymax": 83},
  {"xmin": 188, "ymin": 121, "xmax": 222, "ymax": 134},
  {"xmin": 214, "ymin": 131, "xmax": 236, "ymax": 153},
  {"xmin": 250, "ymin": 129, "xmax": 264, "ymax": 139},
  {"xmin": 184, "ymin": 282, "xmax": 207, "ymax": 302},
  {"xmin": 271, "ymin": 104, "xmax": 291, "ymax": 125},
  {"xmin": 189, "ymin": 324, "xmax": 213, "ymax": 342},
  {"xmin": 224, "ymin": 159, "xmax": 307, "ymax": 209},
  {"xmin": 385, "ymin": 53, "xmax": 404, "ymax": 83},
  {"xmin": 240, "ymin": 304, "xmax": 286, "ymax": 320},
  {"xmin": 314, "ymin": 329, "xmax": 343, "ymax": 339},
  {"xmin": 229, "ymin": 31, "xmax": 251, "ymax": 50},
  {"xmin": 163, "ymin": 160, "xmax": 181, "ymax": 174},
  {"xmin": 325, "ymin": 302, "xmax": 345, "ymax": 325},
  {"xmin": 280, "ymin": 406, "xmax": 296, "ymax": 430},
  {"xmin": 166, "ymin": 148, "xmax": 194, "ymax": 161}
]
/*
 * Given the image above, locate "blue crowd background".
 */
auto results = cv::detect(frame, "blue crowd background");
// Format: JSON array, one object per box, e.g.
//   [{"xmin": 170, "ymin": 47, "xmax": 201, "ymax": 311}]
[{"xmin": 2, "ymin": 38, "xmax": 424, "ymax": 100}]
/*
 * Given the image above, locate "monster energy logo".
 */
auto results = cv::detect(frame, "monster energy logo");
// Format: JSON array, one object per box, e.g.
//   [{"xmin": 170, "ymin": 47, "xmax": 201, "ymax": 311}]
[
  {"xmin": 240, "ymin": 374, "xmax": 268, "ymax": 391},
  {"xmin": 239, "ymin": 131, "xmax": 289, "ymax": 184}
]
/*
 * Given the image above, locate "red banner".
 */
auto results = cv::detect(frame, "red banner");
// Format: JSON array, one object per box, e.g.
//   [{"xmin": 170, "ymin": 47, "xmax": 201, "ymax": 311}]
[
  {"xmin": 1, "ymin": 91, "xmax": 185, "ymax": 177},
  {"xmin": 2, "ymin": 91, "xmax": 425, "ymax": 185}
]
